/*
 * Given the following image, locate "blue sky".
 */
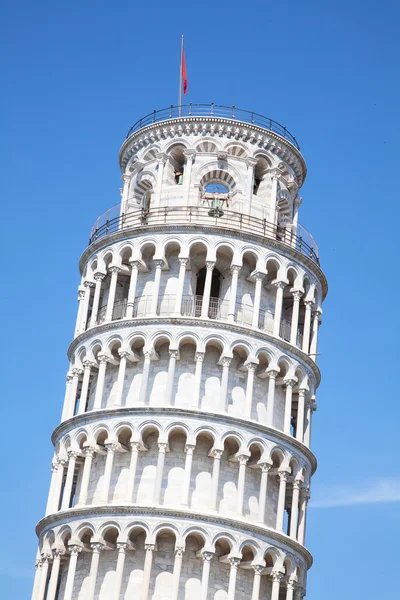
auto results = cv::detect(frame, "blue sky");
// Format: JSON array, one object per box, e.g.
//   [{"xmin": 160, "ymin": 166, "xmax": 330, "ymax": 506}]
[{"xmin": 1, "ymin": 0, "xmax": 399, "ymax": 597}]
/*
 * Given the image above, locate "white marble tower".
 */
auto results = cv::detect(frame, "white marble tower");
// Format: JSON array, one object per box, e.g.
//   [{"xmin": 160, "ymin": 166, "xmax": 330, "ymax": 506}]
[{"xmin": 32, "ymin": 104, "xmax": 327, "ymax": 600}]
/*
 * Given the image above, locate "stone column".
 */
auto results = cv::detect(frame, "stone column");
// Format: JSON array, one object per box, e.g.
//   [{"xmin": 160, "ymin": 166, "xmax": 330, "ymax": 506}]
[
  {"xmin": 153, "ymin": 442, "xmax": 167, "ymax": 504},
  {"xmin": 125, "ymin": 442, "xmax": 141, "ymax": 503},
  {"xmin": 289, "ymin": 480, "xmax": 301, "ymax": 539},
  {"xmin": 80, "ymin": 281, "xmax": 94, "ymax": 332},
  {"xmin": 266, "ymin": 370, "xmax": 279, "ymax": 427},
  {"xmin": 273, "ymin": 281, "xmax": 286, "ymax": 337},
  {"xmin": 76, "ymin": 446, "xmax": 96, "ymax": 507},
  {"xmin": 181, "ymin": 444, "xmax": 195, "ymax": 506},
  {"xmin": 174, "ymin": 258, "xmax": 189, "ymax": 314},
  {"xmin": 90, "ymin": 273, "xmax": 105, "ymax": 327},
  {"xmin": 209, "ymin": 449, "xmax": 223, "ymax": 511},
  {"xmin": 193, "ymin": 352, "xmax": 205, "ymax": 408},
  {"xmin": 37, "ymin": 554, "xmax": 50, "ymax": 600},
  {"xmin": 220, "ymin": 357, "xmax": 231, "ymax": 411},
  {"xmin": 270, "ymin": 171, "xmax": 279, "ymax": 225},
  {"xmin": 309, "ymin": 309, "xmax": 322, "ymax": 359},
  {"xmin": 228, "ymin": 265, "xmax": 240, "ymax": 322},
  {"xmin": 183, "ymin": 149, "xmax": 196, "ymax": 205},
  {"xmin": 78, "ymin": 361, "xmax": 95, "ymax": 415},
  {"xmin": 236, "ymin": 455, "xmax": 249, "ymax": 515},
  {"xmin": 227, "ymin": 557, "xmax": 241, "ymax": 600},
  {"xmin": 138, "ymin": 351, "xmax": 152, "ymax": 405},
  {"xmin": 298, "ymin": 488, "xmax": 310, "ymax": 545},
  {"xmin": 251, "ymin": 565, "xmax": 264, "ymax": 600},
  {"xmin": 200, "ymin": 552, "xmax": 214, "ymax": 600},
  {"xmin": 126, "ymin": 260, "xmax": 140, "ymax": 318},
  {"xmin": 251, "ymin": 273, "xmax": 264, "ymax": 328},
  {"xmin": 283, "ymin": 379, "xmax": 296, "ymax": 435},
  {"xmin": 105, "ymin": 266, "xmax": 121, "ymax": 322},
  {"xmin": 101, "ymin": 442, "xmax": 117, "ymax": 504},
  {"xmin": 154, "ymin": 153, "xmax": 168, "ymax": 206},
  {"xmin": 276, "ymin": 471, "xmax": 288, "ymax": 531},
  {"xmin": 296, "ymin": 389, "xmax": 306, "ymax": 442},
  {"xmin": 201, "ymin": 261, "xmax": 215, "ymax": 318},
  {"xmin": 286, "ymin": 581, "xmax": 296, "ymax": 600},
  {"xmin": 166, "ymin": 349, "xmax": 178, "ymax": 405},
  {"xmin": 63, "ymin": 545, "xmax": 81, "ymax": 600},
  {"xmin": 113, "ymin": 543, "xmax": 129, "ymax": 600},
  {"xmin": 171, "ymin": 547, "xmax": 185, "ymax": 600},
  {"xmin": 46, "ymin": 549, "xmax": 64, "ymax": 600},
  {"xmin": 302, "ymin": 300, "xmax": 314, "ymax": 353},
  {"xmin": 114, "ymin": 350, "xmax": 129, "ymax": 407},
  {"xmin": 120, "ymin": 173, "xmax": 131, "ymax": 216},
  {"xmin": 61, "ymin": 451, "xmax": 79, "ymax": 510},
  {"xmin": 140, "ymin": 544, "xmax": 155, "ymax": 600},
  {"xmin": 74, "ymin": 287, "xmax": 85, "ymax": 337},
  {"xmin": 290, "ymin": 290, "xmax": 303, "ymax": 346},
  {"xmin": 246, "ymin": 157, "xmax": 258, "ymax": 204},
  {"xmin": 61, "ymin": 373, "xmax": 73, "ymax": 421},
  {"xmin": 304, "ymin": 399, "xmax": 316, "ymax": 448},
  {"xmin": 93, "ymin": 354, "xmax": 109, "ymax": 410},
  {"xmin": 150, "ymin": 259, "xmax": 164, "ymax": 315},
  {"xmin": 257, "ymin": 463, "xmax": 271, "ymax": 523},
  {"xmin": 31, "ymin": 558, "xmax": 41, "ymax": 600},
  {"xmin": 86, "ymin": 543, "xmax": 103, "ymax": 600},
  {"xmin": 51, "ymin": 457, "xmax": 66, "ymax": 513},
  {"xmin": 244, "ymin": 362, "xmax": 257, "ymax": 418},
  {"xmin": 271, "ymin": 571, "xmax": 283, "ymax": 600},
  {"xmin": 67, "ymin": 368, "xmax": 82, "ymax": 419},
  {"xmin": 45, "ymin": 463, "xmax": 59, "ymax": 516}
]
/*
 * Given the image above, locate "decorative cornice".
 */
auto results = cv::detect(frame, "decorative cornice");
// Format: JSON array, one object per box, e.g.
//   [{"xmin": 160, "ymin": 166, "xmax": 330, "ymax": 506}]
[
  {"xmin": 67, "ymin": 316, "xmax": 321, "ymax": 386},
  {"xmin": 79, "ymin": 224, "xmax": 327, "ymax": 299},
  {"xmin": 118, "ymin": 117, "xmax": 307, "ymax": 185},
  {"xmin": 51, "ymin": 406, "xmax": 317, "ymax": 474},
  {"xmin": 35, "ymin": 505, "xmax": 313, "ymax": 568}
]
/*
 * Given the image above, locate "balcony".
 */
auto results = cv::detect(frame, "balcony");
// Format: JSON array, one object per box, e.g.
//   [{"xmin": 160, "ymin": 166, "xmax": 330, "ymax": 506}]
[
  {"xmin": 125, "ymin": 103, "xmax": 300, "ymax": 150},
  {"xmin": 89, "ymin": 205, "xmax": 319, "ymax": 265},
  {"xmin": 93, "ymin": 295, "xmax": 303, "ymax": 349}
]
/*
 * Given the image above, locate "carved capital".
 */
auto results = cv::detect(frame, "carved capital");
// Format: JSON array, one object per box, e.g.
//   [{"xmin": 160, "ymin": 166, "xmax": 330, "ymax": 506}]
[
  {"xmin": 84, "ymin": 446, "xmax": 96, "ymax": 458},
  {"xmin": 237, "ymin": 454, "xmax": 249, "ymax": 466},
  {"xmin": 252, "ymin": 564, "xmax": 265, "ymax": 575},
  {"xmin": 221, "ymin": 356, "xmax": 232, "ymax": 368},
  {"xmin": 291, "ymin": 289, "xmax": 303, "ymax": 302},
  {"xmin": 230, "ymin": 264, "xmax": 241, "ymax": 276},
  {"xmin": 202, "ymin": 551, "xmax": 214, "ymax": 563},
  {"xmin": 118, "ymin": 350, "xmax": 130, "ymax": 360},
  {"xmin": 259, "ymin": 462, "xmax": 272, "ymax": 474},
  {"xmin": 273, "ymin": 280, "xmax": 287, "ymax": 290},
  {"xmin": 83, "ymin": 280, "xmax": 95, "ymax": 289},
  {"xmin": 267, "ymin": 369, "xmax": 279, "ymax": 380},
  {"xmin": 130, "ymin": 441, "xmax": 142, "ymax": 452},
  {"xmin": 278, "ymin": 470, "xmax": 289, "ymax": 482},
  {"xmin": 169, "ymin": 349, "xmax": 179, "ymax": 359},
  {"xmin": 246, "ymin": 362, "xmax": 258, "ymax": 373},
  {"xmin": 206, "ymin": 260, "xmax": 215, "ymax": 271},
  {"xmin": 284, "ymin": 378, "xmax": 297, "ymax": 389},
  {"xmin": 67, "ymin": 450, "xmax": 81, "ymax": 461},
  {"xmin": 68, "ymin": 545, "xmax": 82, "ymax": 557},
  {"xmin": 179, "ymin": 257, "xmax": 189, "ymax": 268},
  {"xmin": 94, "ymin": 272, "xmax": 106, "ymax": 282},
  {"xmin": 304, "ymin": 300, "xmax": 314, "ymax": 309},
  {"xmin": 212, "ymin": 449, "xmax": 223, "ymax": 460},
  {"xmin": 90, "ymin": 543, "xmax": 103, "ymax": 554},
  {"xmin": 228, "ymin": 556, "xmax": 241, "ymax": 568},
  {"xmin": 158, "ymin": 442, "xmax": 168, "ymax": 453},
  {"xmin": 144, "ymin": 543, "xmax": 155, "ymax": 552},
  {"xmin": 109, "ymin": 266, "xmax": 121, "ymax": 275},
  {"xmin": 271, "ymin": 571, "xmax": 284, "ymax": 582},
  {"xmin": 52, "ymin": 548, "xmax": 65, "ymax": 560},
  {"xmin": 97, "ymin": 354, "xmax": 110, "ymax": 365},
  {"xmin": 175, "ymin": 546, "xmax": 185, "ymax": 558},
  {"xmin": 185, "ymin": 444, "xmax": 195, "ymax": 455},
  {"xmin": 71, "ymin": 368, "xmax": 82, "ymax": 378},
  {"xmin": 154, "ymin": 259, "xmax": 164, "ymax": 269},
  {"xmin": 195, "ymin": 352, "xmax": 205, "ymax": 362},
  {"xmin": 117, "ymin": 542, "xmax": 129, "ymax": 552},
  {"xmin": 82, "ymin": 359, "xmax": 96, "ymax": 370}
]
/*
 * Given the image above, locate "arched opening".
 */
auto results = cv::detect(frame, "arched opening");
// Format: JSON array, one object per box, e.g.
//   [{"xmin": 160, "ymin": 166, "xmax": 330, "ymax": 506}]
[{"xmin": 195, "ymin": 266, "xmax": 222, "ymax": 318}]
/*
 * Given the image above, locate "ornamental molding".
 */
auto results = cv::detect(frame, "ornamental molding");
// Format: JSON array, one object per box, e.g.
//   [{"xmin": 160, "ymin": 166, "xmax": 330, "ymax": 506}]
[
  {"xmin": 118, "ymin": 117, "xmax": 307, "ymax": 185},
  {"xmin": 35, "ymin": 505, "xmax": 313, "ymax": 568},
  {"xmin": 67, "ymin": 316, "xmax": 321, "ymax": 387},
  {"xmin": 79, "ymin": 224, "xmax": 327, "ymax": 299},
  {"xmin": 51, "ymin": 406, "xmax": 317, "ymax": 474}
]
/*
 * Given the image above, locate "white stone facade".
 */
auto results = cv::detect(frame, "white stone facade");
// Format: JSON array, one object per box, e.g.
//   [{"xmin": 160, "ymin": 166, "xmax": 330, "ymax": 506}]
[{"xmin": 32, "ymin": 106, "xmax": 327, "ymax": 600}]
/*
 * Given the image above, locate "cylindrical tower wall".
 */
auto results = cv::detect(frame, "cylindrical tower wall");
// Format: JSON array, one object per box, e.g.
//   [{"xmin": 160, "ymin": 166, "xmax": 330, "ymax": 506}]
[{"xmin": 32, "ymin": 106, "xmax": 326, "ymax": 600}]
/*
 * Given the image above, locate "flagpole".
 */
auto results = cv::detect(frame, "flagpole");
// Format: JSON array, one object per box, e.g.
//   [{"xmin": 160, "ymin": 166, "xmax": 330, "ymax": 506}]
[{"xmin": 178, "ymin": 35, "xmax": 184, "ymax": 116}]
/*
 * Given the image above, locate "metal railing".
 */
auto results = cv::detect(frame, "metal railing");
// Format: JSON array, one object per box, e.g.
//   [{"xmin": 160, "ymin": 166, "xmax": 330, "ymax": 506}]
[
  {"xmin": 89, "ymin": 205, "xmax": 319, "ymax": 264},
  {"xmin": 125, "ymin": 104, "xmax": 300, "ymax": 150},
  {"xmin": 93, "ymin": 294, "xmax": 303, "ymax": 349}
]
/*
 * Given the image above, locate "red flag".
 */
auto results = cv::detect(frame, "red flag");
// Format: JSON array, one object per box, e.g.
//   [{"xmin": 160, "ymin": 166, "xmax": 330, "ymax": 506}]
[{"xmin": 181, "ymin": 46, "xmax": 188, "ymax": 94}]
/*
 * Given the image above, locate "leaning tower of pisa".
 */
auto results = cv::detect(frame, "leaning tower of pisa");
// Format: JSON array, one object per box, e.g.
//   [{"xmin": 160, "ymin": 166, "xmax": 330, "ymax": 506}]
[{"xmin": 31, "ymin": 104, "xmax": 327, "ymax": 600}]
